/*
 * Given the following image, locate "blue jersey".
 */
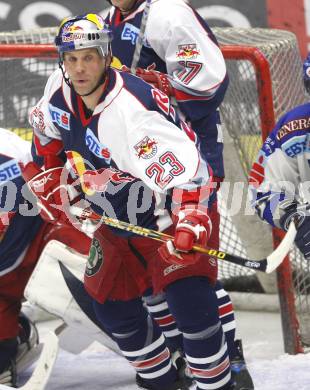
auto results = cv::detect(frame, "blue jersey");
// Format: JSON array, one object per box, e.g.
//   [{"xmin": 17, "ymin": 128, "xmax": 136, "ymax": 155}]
[
  {"xmin": 0, "ymin": 129, "xmax": 43, "ymax": 275},
  {"xmin": 106, "ymin": 0, "xmax": 228, "ymax": 177},
  {"xmin": 30, "ymin": 68, "xmax": 212, "ymax": 237},
  {"xmin": 249, "ymin": 102, "xmax": 310, "ymax": 227}
]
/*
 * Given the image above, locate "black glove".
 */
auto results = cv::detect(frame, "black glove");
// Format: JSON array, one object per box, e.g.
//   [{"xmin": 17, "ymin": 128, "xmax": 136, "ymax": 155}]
[{"xmin": 279, "ymin": 201, "xmax": 310, "ymax": 260}]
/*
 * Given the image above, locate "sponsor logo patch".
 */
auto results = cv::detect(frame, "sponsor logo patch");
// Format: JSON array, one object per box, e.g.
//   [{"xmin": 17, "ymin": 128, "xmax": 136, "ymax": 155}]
[
  {"xmin": 262, "ymin": 136, "xmax": 275, "ymax": 156},
  {"xmin": 283, "ymin": 135, "xmax": 309, "ymax": 157},
  {"xmin": 276, "ymin": 117, "xmax": 310, "ymax": 140},
  {"xmin": 176, "ymin": 44, "xmax": 200, "ymax": 59},
  {"xmin": 49, "ymin": 104, "xmax": 71, "ymax": 131},
  {"xmin": 209, "ymin": 257, "xmax": 217, "ymax": 267},
  {"xmin": 244, "ymin": 260, "xmax": 260, "ymax": 269},
  {"xmin": 248, "ymin": 154, "xmax": 265, "ymax": 188},
  {"xmin": 134, "ymin": 136, "xmax": 157, "ymax": 159},
  {"xmin": 163, "ymin": 263, "xmax": 185, "ymax": 276},
  {"xmin": 121, "ymin": 23, "xmax": 140, "ymax": 45},
  {"xmin": 85, "ymin": 237, "xmax": 104, "ymax": 276},
  {"xmin": 0, "ymin": 159, "xmax": 21, "ymax": 183},
  {"xmin": 62, "ymin": 32, "xmax": 85, "ymax": 42},
  {"xmin": 85, "ymin": 128, "xmax": 111, "ymax": 162}
]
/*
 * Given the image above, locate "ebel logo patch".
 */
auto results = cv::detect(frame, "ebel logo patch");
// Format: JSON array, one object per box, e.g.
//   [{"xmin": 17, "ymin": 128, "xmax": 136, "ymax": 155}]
[
  {"xmin": 0, "ymin": 159, "xmax": 21, "ymax": 183},
  {"xmin": 49, "ymin": 104, "xmax": 71, "ymax": 131},
  {"xmin": 85, "ymin": 128, "xmax": 111, "ymax": 162}
]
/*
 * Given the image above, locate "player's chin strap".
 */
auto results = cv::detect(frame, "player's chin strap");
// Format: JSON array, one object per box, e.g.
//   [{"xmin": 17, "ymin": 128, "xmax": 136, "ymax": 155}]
[{"xmin": 70, "ymin": 206, "xmax": 297, "ymax": 273}]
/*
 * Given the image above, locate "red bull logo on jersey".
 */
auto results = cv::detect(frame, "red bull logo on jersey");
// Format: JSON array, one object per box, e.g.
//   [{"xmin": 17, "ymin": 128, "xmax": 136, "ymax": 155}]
[
  {"xmin": 134, "ymin": 136, "xmax": 158, "ymax": 159},
  {"xmin": 176, "ymin": 44, "xmax": 200, "ymax": 59}
]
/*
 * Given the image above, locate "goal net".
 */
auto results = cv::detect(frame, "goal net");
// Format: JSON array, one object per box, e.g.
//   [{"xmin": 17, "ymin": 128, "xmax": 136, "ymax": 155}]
[{"xmin": 0, "ymin": 26, "xmax": 308, "ymax": 354}]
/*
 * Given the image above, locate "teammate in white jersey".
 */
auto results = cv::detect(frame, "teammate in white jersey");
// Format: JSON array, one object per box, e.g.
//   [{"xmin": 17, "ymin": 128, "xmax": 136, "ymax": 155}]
[
  {"xmin": 249, "ymin": 53, "xmax": 310, "ymax": 259},
  {"xmin": 105, "ymin": 2, "xmax": 253, "ymax": 389},
  {"xmin": 21, "ymin": 13, "xmax": 237, "ymax": 390}
]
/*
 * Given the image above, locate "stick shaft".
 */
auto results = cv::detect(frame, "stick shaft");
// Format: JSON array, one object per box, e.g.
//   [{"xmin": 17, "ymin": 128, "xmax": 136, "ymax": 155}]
[{"xmin": 72, "ymin": 206, "xmax": 295, "ymax": 273}]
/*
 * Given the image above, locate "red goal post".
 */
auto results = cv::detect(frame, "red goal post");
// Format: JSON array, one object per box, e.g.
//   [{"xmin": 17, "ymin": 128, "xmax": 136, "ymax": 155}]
[{"xmin": 0, "ymin": 27, "xmax": 308, "ymax": 355}]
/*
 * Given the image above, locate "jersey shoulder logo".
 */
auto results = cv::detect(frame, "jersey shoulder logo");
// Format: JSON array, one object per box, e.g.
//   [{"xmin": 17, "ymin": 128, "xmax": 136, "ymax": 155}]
[
  {"xmin": 134, "ymin": 136, "xmax": 158, "ymax": 159},
  {"xmin": 176, "ymin": 44, "xmax": 200, "ymax": 60}
]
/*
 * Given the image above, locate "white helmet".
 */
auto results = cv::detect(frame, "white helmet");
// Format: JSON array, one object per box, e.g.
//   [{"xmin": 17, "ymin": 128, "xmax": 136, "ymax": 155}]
[{"xmin": 55, "ymin": 13, "xmax": 113, "ymax": 59}]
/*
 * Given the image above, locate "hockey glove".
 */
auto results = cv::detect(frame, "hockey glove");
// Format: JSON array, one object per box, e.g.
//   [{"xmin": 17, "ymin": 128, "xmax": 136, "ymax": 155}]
[
  {"xmin": 158, "ymin": 205, "xmax": 212, "ymax": 266},
  {"xmin": 279, "ymin": 201, "xmax": 310, "ymax": 260},
  {"xmin": 20, "ymin": 155, "xmax": 80, "ymax": 224},
  {"xmin": 136, "ymin": 68, "xmax": 174, "ymax": 96},
  {"xmin": 121, "ymin": 65, "xmax": 174, "ymax": 96}
]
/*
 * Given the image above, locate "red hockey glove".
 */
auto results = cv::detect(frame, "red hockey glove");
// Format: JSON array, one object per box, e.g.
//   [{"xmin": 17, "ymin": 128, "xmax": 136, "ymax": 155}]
[
  {"xmin": 158, "ymin": 205, "xmax": 212, "ymax": 266},
  {"xmin": 121, "ymin": 65, "xmax": 174, "ymax": 96},
  {"xmin": 20, "ymin": 155, "xmax": 80, "ymax": 224},
  {"xmin": 136, "ymin": 68, "xmax": 174, "ymax": 96}
]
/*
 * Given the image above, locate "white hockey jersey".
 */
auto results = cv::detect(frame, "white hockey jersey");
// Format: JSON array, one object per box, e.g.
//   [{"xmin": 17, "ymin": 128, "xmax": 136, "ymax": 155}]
[
  {"xmin": 106, "ymin": 0, "xmax": 228, "ymax": 177},
  {"xmin": 30, "ymin": 67, "xmax": 213, "ymax": 235},
  {"xmin": 249, "ymin": 102, "xmax": 310, "ymax": 228}
]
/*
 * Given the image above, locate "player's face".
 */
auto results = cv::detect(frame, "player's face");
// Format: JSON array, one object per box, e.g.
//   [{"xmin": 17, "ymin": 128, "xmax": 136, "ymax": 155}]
[
  {"xmin": 63, "ymin": 48, "xmax": 107, "ymax": 96},
  {"xmin": 110, "ymin": 0, "xmax": 137, "ymax": 13}
]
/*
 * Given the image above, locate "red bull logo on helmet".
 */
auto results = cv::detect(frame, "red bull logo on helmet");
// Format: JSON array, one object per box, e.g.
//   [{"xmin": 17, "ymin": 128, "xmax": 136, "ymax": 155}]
[
  {"xmin": 176, "ymin": 44, "xmax": 200, "ymax": 59},
  {"xmin": 62, "ymin": 24, "xmax": 84, "ymax": 42},
  {"xmin": 67, "ymin": 25, "xmax": 84, "ymax": 33},
  {"xmin": 134, "ymin": 136, "xmax": 158, "ymax": 159}
]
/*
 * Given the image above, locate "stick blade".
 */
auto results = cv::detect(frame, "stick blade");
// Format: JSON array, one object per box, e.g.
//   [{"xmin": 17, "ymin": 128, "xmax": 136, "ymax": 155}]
[
  {"xmin": 266, "ymin": 221, "xmax": 297, "ymax": 273},
  {"xmin": 0, "ymin": 331, "xmax": 60, "ymax": 390},
  {"xmin": 22, "ymin": 331, "xmax": 59, "ymax": 390}
]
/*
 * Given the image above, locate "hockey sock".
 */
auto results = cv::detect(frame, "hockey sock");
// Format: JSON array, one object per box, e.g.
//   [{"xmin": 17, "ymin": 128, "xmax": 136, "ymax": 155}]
[
  {"xmin": 93, "ymin": 297, "xmax": 177, "ymax": 390},
  {"xmin": 143, "ymin": 289, "xmax": 183, "ymax": 353},
  {"xmin": 165, "ymin": 277, "xmax": 232, "ymax": 390},
  {"xmin": 214, "ymin": 281, "xmax": 237, "ymax": 359}
]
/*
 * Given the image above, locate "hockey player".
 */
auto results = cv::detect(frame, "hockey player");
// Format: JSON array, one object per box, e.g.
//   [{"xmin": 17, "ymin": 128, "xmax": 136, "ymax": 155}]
[
  {"xmin": 104, "ymin": 1, "xmax": 253, "ymax": 388},
  {"xmin": 22, "ymin": 13, "xmax": 237, "ymax": 390},
  {"xmin": 249, "ymin": 53, "xmax": 310, "ymax": 260},
  {"xmin": 0, "ymin": 128, "xmax": 91, "ymax": 387}
]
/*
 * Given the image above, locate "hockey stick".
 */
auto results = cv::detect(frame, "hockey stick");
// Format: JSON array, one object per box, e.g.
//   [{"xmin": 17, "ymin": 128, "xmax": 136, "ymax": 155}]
[
  {"xmin": 71, "ymin": 206, "xmax": 297, "ymax": 273},
  {"xmin": 130, "ymin": 0, "xmax": 152, "ymax": 74},
  {"xmin": 0, "ymin": 323, "xmax": 63, "ymax": 390}
]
